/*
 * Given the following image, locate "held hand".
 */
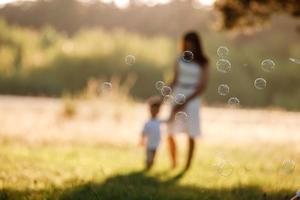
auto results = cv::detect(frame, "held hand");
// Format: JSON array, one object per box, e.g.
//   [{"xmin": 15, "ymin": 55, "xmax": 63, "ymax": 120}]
[
  {"xmin": 173, "ymin": 103, "xmax": 186, "ymax": 113},
  {"xmin": 168, "ymin": 103, "xmax": 186, "ymax": 122}
]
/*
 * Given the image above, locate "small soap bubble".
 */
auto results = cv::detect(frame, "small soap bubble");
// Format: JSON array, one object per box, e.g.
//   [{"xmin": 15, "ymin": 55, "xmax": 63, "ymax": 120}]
[
  {"xmin": 261, "ymin": 59, "xmax": 275, "ymax": 72},
  {"xmin": 289, "ymin": 58, "xmax": 300, "ymax": 64},
  {"xmin": 163, "ymin": 95, "xmax": 174, "ymax": 105},
  {"xmin": 216, "ymin": 59, "xmax": 231, "ymax": 73},
  {"xmin": 175, "ymin": 111, "xmax": 189, "ymax": 123},
  {"xmin": 227, "ymin": 97, "xmax": 240, "ymax": 106},
  {"xmin": 217, "ymin": 84, "xmax": 230, "ymax": 96},
  {"xmin": 281, "ymin": 159, "xmax": 295, "ymax": 174},
  {"xmin": 182, "ymin": 51, "xmax": 194, "ymax": 62},
  {"xmin": 217, "ymin": 46, "xmax": 229, "ymax": 58},
  {"xmin": 155, "ymin": 81, "xmax": 165, "ymax": 90},
  {"xmin": 212, "ymin": 159, "xmax": 234, "ymax": 177},
  {"xmin": 218, "ymin": 163, "xmax": 234, "ymax": 177},
  {"xmin": 174, "ymin": 93, "xmax": 186, "ymax": 105},
  {"xmin": 125, "ymin": 55, "xmax": 136, "ymax": 65},
  {"xmin": 161, "ymin": 86, "xmax": 172, "ymax": 96},
  {"xmin": 254, "ymin": 78, "xmax": 267, "ymax": 90},
  {"xmin": 101, "ymin": 82, "xmax": 112, "ymax": 93}
]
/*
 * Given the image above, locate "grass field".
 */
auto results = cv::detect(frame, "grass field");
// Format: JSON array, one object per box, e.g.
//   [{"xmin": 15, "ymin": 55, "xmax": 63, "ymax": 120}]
[{"xmin": 0, "ymin": 95, "xmax": 299, "ymax": 200}]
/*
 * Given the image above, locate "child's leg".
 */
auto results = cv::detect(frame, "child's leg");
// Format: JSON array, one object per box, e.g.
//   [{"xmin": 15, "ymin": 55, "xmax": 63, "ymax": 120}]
[{"xmin": 146, "ymin": 149, "xmax": 156, "ymax": 170}]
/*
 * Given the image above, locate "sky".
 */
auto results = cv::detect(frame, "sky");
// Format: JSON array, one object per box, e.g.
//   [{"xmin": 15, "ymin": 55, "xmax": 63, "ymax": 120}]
[
  {"xmin": 0, "ymin": 0, "xmax": 215, "ymax": 8},
  {"xmin": 0, "ymin": 0, "xmax": 15, "ymax": 3}
]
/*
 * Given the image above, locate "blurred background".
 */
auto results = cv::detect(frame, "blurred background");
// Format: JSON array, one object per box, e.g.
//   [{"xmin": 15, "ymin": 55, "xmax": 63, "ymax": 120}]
[
  {"xmin": 0, "ymin": 0, "xmax": 299, "ymax": 110},
  {"xmin": 0, "ymin": 1, "xmax": 300, "ymax": 199}
]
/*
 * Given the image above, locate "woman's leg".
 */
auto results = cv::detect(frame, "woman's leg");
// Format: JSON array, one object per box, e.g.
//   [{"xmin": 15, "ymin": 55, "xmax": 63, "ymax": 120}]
[
  {"xmin": 168, "ymin": 135, "xmax": 177, "ymax": 169},
  {"xmin": 185, "ymin": 137, "xmax": 195, "ymax": 171}
]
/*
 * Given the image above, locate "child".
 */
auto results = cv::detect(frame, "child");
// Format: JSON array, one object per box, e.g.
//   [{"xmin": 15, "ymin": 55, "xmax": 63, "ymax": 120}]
[
  {"xmin": 140, "ymin": 96, "xmax": 162, "ymax": 170},
  {"xmin": 291, "ymin": 190, "xmax": 300, "ymax": 200}
]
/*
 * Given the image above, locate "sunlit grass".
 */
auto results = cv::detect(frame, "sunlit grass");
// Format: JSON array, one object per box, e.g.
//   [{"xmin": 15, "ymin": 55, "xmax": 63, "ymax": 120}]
[
  {"xmin": 0, "ymin": 94, "xmax": 299, "ymax": 199},
  {"xmin": 0, "ymin": 142, "xmax": 299, "ymax": 200}
]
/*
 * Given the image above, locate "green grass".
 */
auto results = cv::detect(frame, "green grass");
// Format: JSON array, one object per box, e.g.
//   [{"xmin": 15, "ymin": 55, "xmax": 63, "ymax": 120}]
[{"xmin": 0, "ymin": 142, "xmax": 298, "ymax": 200}]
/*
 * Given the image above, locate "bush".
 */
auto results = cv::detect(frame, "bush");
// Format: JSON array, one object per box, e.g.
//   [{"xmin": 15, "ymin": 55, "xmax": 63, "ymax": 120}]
[{"xmin": 0, "ymin": 19, "xmax": 300, "ymax": 110}]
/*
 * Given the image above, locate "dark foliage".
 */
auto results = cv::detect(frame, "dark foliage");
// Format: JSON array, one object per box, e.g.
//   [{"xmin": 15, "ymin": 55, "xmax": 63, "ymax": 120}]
[{"xmin": 215, "ymin": 0, "xmax": 300, "ymax": 31}]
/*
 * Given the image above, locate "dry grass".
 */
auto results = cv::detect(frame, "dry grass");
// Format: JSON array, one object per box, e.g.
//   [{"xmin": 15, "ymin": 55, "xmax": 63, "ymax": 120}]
[
  {"xmin": 0, "ymin": 95, "xmax": 299, "ymax": 200},
  {"xmin": 0, "ymin": 95, "xmax": 299, "ymax": 149}
]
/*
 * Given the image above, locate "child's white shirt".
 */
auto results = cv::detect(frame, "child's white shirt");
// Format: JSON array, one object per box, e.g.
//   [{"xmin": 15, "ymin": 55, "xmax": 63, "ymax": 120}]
[{"xmin": 142, "ymin": 119, "xmax": 161, "ymax": 149}]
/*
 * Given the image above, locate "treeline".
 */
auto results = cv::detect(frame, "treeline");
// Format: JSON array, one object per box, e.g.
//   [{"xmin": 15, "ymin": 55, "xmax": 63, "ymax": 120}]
[
  {"xmin": 0, "ymin": 0, "xmax": 212, "ymax": 36},
  {"xmin": 0, "ymin": 20, "xmax": 172, "ymax": 98},
  {"xmin": 0, "ymin": 19, "xmax": 300, "ymax": 110}
]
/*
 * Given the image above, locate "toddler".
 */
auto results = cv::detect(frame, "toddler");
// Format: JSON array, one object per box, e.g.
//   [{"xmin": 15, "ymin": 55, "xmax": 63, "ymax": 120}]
[{"xmin": 140, "ymin": 96, "xmax": 162, "ymax": 170}]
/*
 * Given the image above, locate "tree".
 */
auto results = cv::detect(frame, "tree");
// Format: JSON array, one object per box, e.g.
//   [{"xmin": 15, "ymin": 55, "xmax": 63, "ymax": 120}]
[{"xmin": 214, "ymin": 0, "xmax": 300, "ymax": 31}]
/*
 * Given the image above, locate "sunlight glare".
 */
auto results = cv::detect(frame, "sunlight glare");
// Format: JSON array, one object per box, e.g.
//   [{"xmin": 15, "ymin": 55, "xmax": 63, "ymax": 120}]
[
  {"xmin": 199, "ymin": 0, "xmax": 215, "ymax": 6},
  {"xmin": 0, "ymin": 0, "xmax": 215, "ymax": 8},
  {"xmin": 0, "ymin": 0, "xmax": 16, "ymax": 4},
  {"xmin": 114, "ymin": 0, "xmax": 129, "ymax": 8}
]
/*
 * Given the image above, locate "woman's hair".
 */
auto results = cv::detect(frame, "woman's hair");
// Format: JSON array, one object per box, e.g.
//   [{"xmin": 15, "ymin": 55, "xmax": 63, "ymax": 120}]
[{"xmin": 182, "ymin": 31, "xmax": 209, "ymax": 68}]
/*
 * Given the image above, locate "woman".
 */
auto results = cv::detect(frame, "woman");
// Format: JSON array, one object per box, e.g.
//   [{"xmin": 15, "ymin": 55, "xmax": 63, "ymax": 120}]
[{"xmin": 168, "ymin": 31, "xmax": 209, "ymax": 171}]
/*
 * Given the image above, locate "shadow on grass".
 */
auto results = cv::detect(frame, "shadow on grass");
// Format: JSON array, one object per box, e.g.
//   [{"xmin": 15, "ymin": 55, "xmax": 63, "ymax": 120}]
[{"xmin": 0, "ymin": 171, "xmax": 294, "ymax": 200}]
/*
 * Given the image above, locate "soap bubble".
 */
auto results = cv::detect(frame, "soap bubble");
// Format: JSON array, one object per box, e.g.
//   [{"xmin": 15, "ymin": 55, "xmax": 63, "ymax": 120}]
[
  {"xmin": 175, "ymin": 111, "xmax": 189, "ymax": 123},
  {"xmin": 174, "ymin": 94, "xmax": 186, "ymax": 105},
  {"xmin": 101, "ymin": 82, "xmax": 112, "ymax": 93},
  {"xmin": 161, "ymin": 86, "xmax": 172, "ymax": 96},
  {"xmin": 182, "ymin": 51, "xmax": 194, "ymax": 62},
  {"xmin": 212, "ymin": 159, "xmax": 234, "ymax": 177},
  {"xmin": 289, "ymin": 58, "xmax": 300, "ymax": 64},
  {"xmin": 174, "ymin": 111, "xmax": 189, "ymax": 130},
  {"xmin": 163, "ymin": 95, "xmax": 174, "ymax": 105},
  {"xmin": 125, "ymin": 55, "xmax": 136, "ymax": 65},
  {"xmin": 254, "ymin": 78, "xmax": 267, "ymax": 90},
  {"xmin": 155, "ymin": 81, "xmax": 165, "ymax": 90},
  {"xmin": 217, "ymin": 46, "xmax": 229, "ymax": 58},
  {"xmin": 280, "ymin": 159, "xmax": 295, "ymax": 174},
  {"xmin": 217, "ymin": 84, "xmax": 230, "ymax": 96},
  {"xmin": 216, "ymin": 59, "xmax": 231, "ymax": 73},
  {"xmin": 227, "ymin": 97, "xmax": 240, "ymax": 106},
  {"xmin": 261, "ymin": 59, "xmax": 275, "ymax": 72}
]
